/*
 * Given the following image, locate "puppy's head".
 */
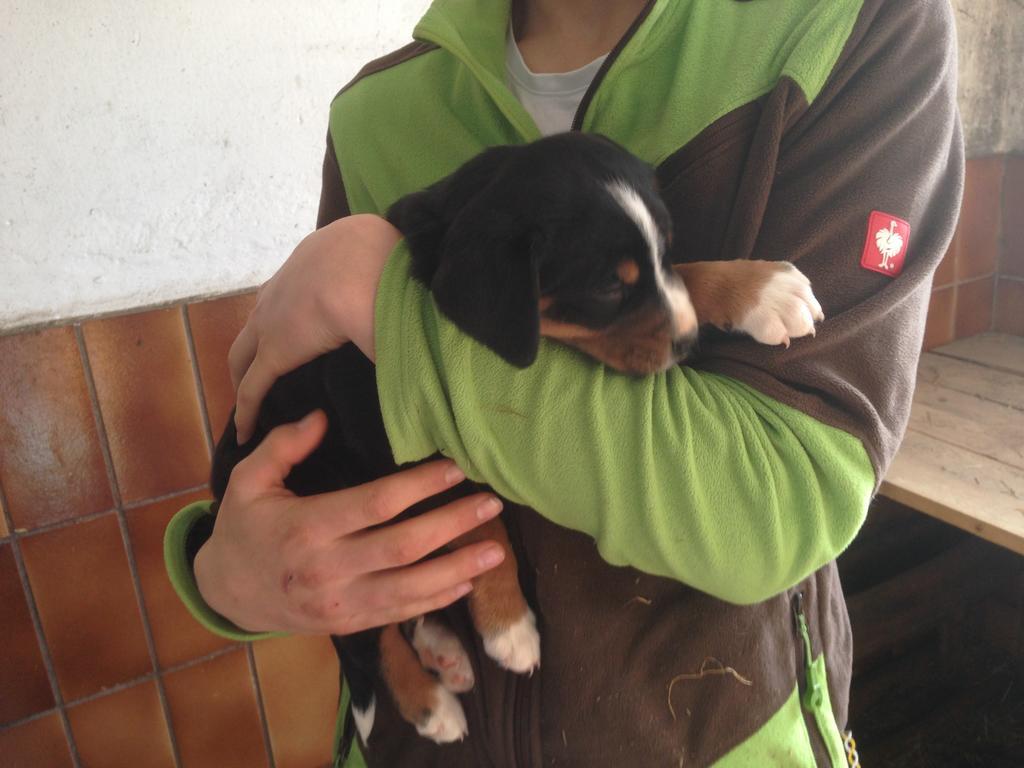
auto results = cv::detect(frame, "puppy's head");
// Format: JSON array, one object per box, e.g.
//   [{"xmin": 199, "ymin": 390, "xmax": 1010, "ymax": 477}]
[{"xmin": 388, "ymin": 133, "xmax": 697, "ymax": 374}]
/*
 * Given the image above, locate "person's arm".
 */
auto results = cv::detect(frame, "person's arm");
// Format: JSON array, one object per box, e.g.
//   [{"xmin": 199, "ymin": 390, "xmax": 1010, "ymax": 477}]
[
  {"xmin": 165, "ymin": 141, "xmax": 507, "ymax": 639},
  {"xmin": 371, "ymin": 0, "xmax": 963, "ymax": 605},
  {"xmin": 375, "ymin": 248, "xmax": 874, "ymax": 605}
]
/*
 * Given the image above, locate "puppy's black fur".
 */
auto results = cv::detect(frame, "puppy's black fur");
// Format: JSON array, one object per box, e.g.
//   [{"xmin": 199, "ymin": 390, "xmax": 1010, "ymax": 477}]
[
  {"xmin": 392, "ymin": 134, "xmax": 677, "ymax": 367},
  {"xmin": 210, "ymin": 133, "xmax": 681, "ymax": 753}
]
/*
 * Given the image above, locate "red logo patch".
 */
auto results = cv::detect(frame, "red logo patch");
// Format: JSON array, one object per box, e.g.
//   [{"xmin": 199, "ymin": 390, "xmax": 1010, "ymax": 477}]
[{"xmin": 861, "ymin": 211, "xmax": 910, "ymax": 277}]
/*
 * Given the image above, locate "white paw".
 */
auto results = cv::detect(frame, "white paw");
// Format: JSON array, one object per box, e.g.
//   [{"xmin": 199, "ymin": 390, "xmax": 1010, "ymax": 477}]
[
  {"xmin": 412, "ymin": 616, "xmax": 475, "ymax": 693},
  {"xmin": 483, "ymin": 610, "xmax": 541, "ymax": 674},
  {"xmin": 417, "ymin": 685, "xmax": 468, "ymax": 744},
  {"xmin": 737, "ymin": 263, "xmax": 824, "ymax": 347},
  {"xmin": 352, "ymin": 697, "xmax": 376, "ymax": 746}
]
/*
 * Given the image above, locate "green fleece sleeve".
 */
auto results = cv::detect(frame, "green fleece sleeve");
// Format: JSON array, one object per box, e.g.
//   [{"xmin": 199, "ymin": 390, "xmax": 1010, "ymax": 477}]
[
  {"xmin": 375, "ymin": 244, "xmax": 875, "ymax": 605},
  {"xmin": 164, "ymin": 500, "xmax": 281, "ymax": 642}
]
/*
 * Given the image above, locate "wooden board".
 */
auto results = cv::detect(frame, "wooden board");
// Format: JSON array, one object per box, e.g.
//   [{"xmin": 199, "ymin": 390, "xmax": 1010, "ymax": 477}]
[
  {"xmin": 881, "ymin": 333, "xmax": 1024, "ymax": 556},
  {"xmin": 932, "ymin": 333, "xmax": 1024, "ymax": 376},
  {"xmin": 908, "ymin": 380, "xmax": 1024, "ymax": 470},
  {"xmin": 916, "ymin": 352, "xmax": 1024, "ymax": 411},
  {"xmin": 881, "ymin": 431, "xmax": 1024, "ymax": 555}
]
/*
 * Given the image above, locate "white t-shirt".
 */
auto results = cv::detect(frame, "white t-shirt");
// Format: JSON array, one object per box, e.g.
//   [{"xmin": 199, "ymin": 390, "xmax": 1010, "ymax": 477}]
[{"xmin": 505, "ymin": 30, "xmax": 608, "ymax": 136}]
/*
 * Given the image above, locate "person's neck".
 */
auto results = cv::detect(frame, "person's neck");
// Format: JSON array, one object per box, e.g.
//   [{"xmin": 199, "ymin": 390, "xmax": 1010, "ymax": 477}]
[{"xmin": 514, "ymin": 0, "xmax": 650, "ymax": 73}]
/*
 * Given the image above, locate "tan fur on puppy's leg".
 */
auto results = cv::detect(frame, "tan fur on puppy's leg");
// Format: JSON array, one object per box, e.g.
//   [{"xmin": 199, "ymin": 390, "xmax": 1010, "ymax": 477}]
[
  {"xmin": 674, "ymin": 260, "xmax": 823, "ymax": 344},
  {"xmin": 379, "ymin": 623, "xmax": 468, "ymax": 743},
  {"xmin": 454, "ymin": 517, "xmax": 540, "ymax": 674}
]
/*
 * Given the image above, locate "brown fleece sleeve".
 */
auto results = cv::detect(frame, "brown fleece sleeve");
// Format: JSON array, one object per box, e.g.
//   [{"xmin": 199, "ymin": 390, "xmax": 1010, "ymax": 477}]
[
  {"xmin": 694, "ymin": 0, "xmax": 964, "ymax": 482},
  {"xmin": 316, "ymin": 131, "xmax": 351, "ymax": 228}
]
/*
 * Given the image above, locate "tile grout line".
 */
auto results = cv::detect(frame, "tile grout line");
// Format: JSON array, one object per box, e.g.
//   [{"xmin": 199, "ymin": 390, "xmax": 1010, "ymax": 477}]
[
  {"xmin": 183, "ymin": 304, "xmax": 278, "ymax": 766},
  {"xmin": 122, "ymin": 482, "xmax": 211, "ymax": 511},
  {"xmin": 0, "ymin": 482, "xmax": 82, "ymax": 767},
  {"xmin": 180, "ymin": 305, "xmax": 216, "ymax": 456},
  {"xmin": 0, "ymin": 705, "xmax": 60, "ymax": 734},
  {"xmin": 74, "ymin": 325, "xmax": 185, "ymax": 768},
  {"xmin": 0, "ymin": 287, "xmax": 259, "ymax": 341},
  {"xmin": 246, "ymin": 643, "xmax": 279, "ymax": 768},
  {"xmin": 2, "ymin": 507, "xmax": 115, "ymax": 542},
  {"xmin": 0, "ymin": 485, "xmax": 210, "ymax": 548},
  {"xmin": 0, "ymin": 643, "xmax": 245, "ymax": 734}
]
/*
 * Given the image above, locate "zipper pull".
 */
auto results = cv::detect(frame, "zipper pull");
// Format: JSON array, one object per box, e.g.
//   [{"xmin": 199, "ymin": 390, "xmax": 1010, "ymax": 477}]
[{"xmin": 791, "ymin": 591, "xmax": 824, "ymax": 710}]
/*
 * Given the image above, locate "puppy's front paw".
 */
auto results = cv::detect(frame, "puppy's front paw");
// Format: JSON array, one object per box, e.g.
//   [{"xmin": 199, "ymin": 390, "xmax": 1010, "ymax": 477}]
[
  {"xmin": 417, "ymin": 685, "xmax": 468, "ymax": 744},
  {"xmin": 737, "ymin": 263, "xmax": 824, "ymax": 347},
  {"xmin": 412, "ymin": 616, "xmax": 475, "ymax": 693},
  {"xmin": 483, "ymin": 609, "xmax": 541, "ymax": 674}
]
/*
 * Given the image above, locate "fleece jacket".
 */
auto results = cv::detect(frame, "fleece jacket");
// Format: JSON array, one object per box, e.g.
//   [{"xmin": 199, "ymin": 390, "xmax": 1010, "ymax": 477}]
[{"xmin": 165, "ymin": 1, "xmax": 963, "ymax": 765}]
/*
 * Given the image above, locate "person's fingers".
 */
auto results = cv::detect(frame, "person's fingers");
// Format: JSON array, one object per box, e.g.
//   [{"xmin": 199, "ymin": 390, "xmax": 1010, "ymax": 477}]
[
  {"xmin": 233, "ymin": 346, "xmax": 286, "ymax": 444},
  {"xmin": 339, "ymin": 581, "xmax": 475, "ymax": 634},
  {"xmin": 343, "ymin": 493, "xmax": 502, "ymax": 573},
  {"xmin": 232, "ymin": 410, "xmax": 328, "ymax": 491},
  {"xmin": 303, "ymin": 459, "xmax": 468, "ymax": 537},
  {"xmin": 357, "ymin": 541, "xmax": 504, "ymax": 615},
  {"xmin": 227, "ymin": 319, "xmax": 259, "ymax": 392}
]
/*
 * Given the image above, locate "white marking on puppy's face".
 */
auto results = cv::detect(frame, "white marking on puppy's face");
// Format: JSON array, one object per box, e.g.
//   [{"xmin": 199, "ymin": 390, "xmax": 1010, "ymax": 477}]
[
  {"xmin": 604, "ymin": 180, "xmax": 695, "ymax": 335},
  {"xmin": 352, "ymin": 696, "xmax": 376, "ymax": 746}
]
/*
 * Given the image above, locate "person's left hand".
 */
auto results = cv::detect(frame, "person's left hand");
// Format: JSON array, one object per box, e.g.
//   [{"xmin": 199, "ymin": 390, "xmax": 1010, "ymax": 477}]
[{"xmin": 229, "ymin": 214, "xmax": 400, "ymax": 443}]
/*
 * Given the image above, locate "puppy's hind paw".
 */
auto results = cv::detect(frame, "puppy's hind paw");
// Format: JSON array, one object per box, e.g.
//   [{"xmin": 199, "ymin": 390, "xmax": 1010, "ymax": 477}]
[
  {"xmin": 738, "ymin": 262, "xmax": 823, "ymax": 346},
  {"xmin": 412, "ymin": 616, "xmax": 475, "ymax": 693},
  {"xmin": 483, "ymin": 609, "xmax": 541, "ymax": 675},
  {"xmin": 416, "ymin": 685, "xmax": 468, "ymax": 744}
]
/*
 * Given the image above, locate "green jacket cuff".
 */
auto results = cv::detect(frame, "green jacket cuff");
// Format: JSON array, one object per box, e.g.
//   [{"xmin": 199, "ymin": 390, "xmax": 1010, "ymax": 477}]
[{"xmin": 163, "ymin": 499, "xmax": 282, "ymax": 643}]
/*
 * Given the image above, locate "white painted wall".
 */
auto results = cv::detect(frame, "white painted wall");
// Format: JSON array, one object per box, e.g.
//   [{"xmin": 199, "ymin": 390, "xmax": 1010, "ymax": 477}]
[
  {"xmin": 0, "ymin": 0, "xmax": 429, "ymax": 332},
  {"xmin": 2, "ymin": 1, "xmax": 1021, "ymax": 332},
  {"xmin": 953, "ymin": 0, "xmax": 1024, "ymax": 157}
]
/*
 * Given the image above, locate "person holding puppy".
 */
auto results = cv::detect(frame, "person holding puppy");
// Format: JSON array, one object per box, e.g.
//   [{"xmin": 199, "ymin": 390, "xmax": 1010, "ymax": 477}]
[{"xmin": 167, "ymin": 0, "xmax": 963, "ymax": 765}]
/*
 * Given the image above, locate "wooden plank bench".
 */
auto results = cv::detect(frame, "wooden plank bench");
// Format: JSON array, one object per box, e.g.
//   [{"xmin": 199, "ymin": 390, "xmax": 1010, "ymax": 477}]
[{"xmin": 879, "ymin": 333, "xmax": 1024, "ymax": 556}]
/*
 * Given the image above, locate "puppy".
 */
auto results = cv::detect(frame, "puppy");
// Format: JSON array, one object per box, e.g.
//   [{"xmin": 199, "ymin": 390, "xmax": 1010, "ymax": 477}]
[{"xmin": 209, "ymin": 132, "xmax": 822, "ymax": 751}]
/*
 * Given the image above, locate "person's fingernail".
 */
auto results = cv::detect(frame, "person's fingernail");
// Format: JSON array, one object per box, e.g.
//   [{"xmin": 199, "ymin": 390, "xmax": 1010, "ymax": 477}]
[
  {"xmin": 477, "ymin": 497, "xmax": 502, "ymax": 521},
  {"xmin": 455, "ymin": 582, "xmax": 473, "ymax": 598},
  {"xmin": 478, "ymin": 545, "xmax": 505, "ymax": 569},
  {"xmin": 299, "ymin": 410, "xmax": 319, "ymax": 428},
  {"xmin": 445, "ymin": 464, "xmax": 466, "ymax": 485}
]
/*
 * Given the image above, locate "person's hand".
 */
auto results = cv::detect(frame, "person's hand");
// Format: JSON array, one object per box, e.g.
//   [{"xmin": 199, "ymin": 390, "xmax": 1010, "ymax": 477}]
[
  {"xmin": 230, "ymin": 214, "xmax": 401, "ymax": 443},
  {"xmin": 194, "ymin": 410, "xmax": 506, "ymax": 635}
]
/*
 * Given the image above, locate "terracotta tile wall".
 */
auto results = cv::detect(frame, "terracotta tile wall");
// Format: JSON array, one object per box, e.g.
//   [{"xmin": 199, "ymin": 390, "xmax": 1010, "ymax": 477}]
[
  {"xmin": 0, "ymin": 294, "xmax": 339, "ymax": 768},
  {"xmin": 924, "ymin": 153, "xmax": 1024, "ymax": 349}
]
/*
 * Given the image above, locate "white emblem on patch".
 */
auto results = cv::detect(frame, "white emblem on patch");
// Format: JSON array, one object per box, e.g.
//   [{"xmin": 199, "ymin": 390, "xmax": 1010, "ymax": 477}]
[{"xmin": 874, "ymin": 220, "xmax": 905, "ymax": 271}]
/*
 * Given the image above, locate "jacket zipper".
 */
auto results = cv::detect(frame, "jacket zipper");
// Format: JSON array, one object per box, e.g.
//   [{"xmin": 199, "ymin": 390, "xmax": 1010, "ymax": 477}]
[
  {"xmin": 569, "ymin": 0, "xmax": 659, "ymax": 132},
  {"xmin": 506, "ymin": 10, "xmax": 661, "ymax": 762},
  {"xmin": 791, "ymin": 592, "xmax": 824, "ymax": 710},
  {"xmin": 792, "ymin": 591, "xmax": 847, "ymax": 767}
]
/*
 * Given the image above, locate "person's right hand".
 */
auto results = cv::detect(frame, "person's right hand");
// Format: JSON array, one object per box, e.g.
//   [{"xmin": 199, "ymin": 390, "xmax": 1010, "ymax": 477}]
[
  {"xmin": 194, "ymin": 410, "xmax": 506, "ymax": 635},
  {"xmin": 229, "ymin": 214, "xmax": 400, "ymax": 444}
]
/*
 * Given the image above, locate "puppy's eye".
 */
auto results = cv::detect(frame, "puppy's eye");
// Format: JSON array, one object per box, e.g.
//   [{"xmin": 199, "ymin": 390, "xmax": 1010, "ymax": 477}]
[{"xmin": 593, "ymin": 282, "xmax": 624, "ymax": 302}]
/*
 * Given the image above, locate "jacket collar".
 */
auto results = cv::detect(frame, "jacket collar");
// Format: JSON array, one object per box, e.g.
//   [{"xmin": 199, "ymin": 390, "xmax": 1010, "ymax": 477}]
[{"xmin": 413, "ymin": 0, "xmax": 670, "ymax": 140}]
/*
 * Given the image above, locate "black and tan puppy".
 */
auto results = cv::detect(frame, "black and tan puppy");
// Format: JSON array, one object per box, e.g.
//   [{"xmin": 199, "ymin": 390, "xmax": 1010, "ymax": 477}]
[{"xmin": 209, "ymin": 132, "xmax": 822, "ymax": 749}]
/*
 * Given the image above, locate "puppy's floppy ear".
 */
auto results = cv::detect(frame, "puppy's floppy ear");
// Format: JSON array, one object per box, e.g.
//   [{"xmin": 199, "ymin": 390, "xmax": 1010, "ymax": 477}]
[
  {"xmin": 431, "ymin": 192, "xmax": 541, "ymax": 369},
  {"xmin": 387, "ymin": 145, "xmax": 519, "ymax": 285}
]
